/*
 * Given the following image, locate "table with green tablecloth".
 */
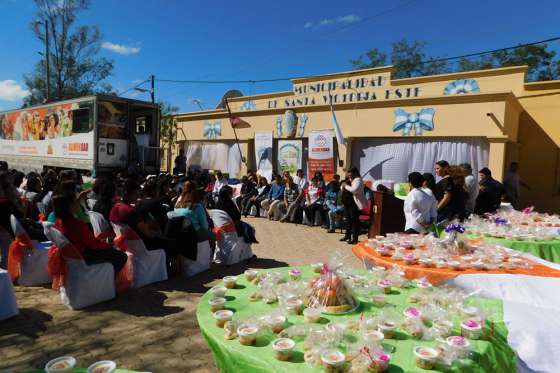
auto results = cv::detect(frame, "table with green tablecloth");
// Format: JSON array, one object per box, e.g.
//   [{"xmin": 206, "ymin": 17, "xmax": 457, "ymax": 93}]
[
  {"xmin": 479, "ymin": 236, "xmax": 560, "ymax": 263},
  {"xmin": 196, "ymin": 266, "xmax": 517, "ymax": 373}
]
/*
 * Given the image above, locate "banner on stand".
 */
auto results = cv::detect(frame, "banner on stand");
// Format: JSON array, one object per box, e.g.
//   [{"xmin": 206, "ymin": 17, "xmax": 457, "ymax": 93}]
[
  {"xmin": 308, "ymin": 130, "xmax": 335, "ymax": 181},
  {"xmin": 254, "ymin": 131, "xmax": 273, "ymax": 182},
  {"xmin": 277, "ymin": 140, "xmax": 302, "ymax": 174}
]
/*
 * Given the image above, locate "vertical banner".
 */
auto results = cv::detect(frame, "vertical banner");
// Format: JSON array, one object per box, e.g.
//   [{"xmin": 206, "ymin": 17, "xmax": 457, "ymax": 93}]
[
  {"xmin": 308, "ymin": 130, "xmax": 335, "ymax": 181},
  {"xmin": 254, "ymin": 131, "xmax": 273, "ymax": 182},
  {"xmin": 277, "ymin": 140, "xmax": 302, "ymax": 174}
]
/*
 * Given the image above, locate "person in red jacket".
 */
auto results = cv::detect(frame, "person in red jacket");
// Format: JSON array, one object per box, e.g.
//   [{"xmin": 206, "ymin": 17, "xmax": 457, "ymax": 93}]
[{"xmin": 53, "ymin": 195, "xmax": 127, "ymax": 274}]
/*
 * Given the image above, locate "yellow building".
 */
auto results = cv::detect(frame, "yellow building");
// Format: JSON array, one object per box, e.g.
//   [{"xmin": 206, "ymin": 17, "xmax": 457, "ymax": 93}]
[{"xmin": 172, "ymin": 65, "xmax": 560, "ymax": 213}]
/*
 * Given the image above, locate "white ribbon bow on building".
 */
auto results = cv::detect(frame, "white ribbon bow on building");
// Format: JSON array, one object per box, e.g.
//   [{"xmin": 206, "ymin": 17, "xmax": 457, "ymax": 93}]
[
  {"xmin": 393, "ymin": 108, "xmax": 435, "ymax": 136},
  {"xmin": 203, "ymin": 121, "xmax": 222, "ymax": 139}
]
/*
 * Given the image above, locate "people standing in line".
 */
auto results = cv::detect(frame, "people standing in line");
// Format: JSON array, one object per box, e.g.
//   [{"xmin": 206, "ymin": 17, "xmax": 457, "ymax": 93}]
[
  {"xmin": 260, "ymin": 174, "xmax": 285, "ymax": 220},
  {"xmin": 303, "ymin": 177, "xmax": 325, "ymax": 226},
  {"xmin": 341, "ymin": 167, "xmax": 367, "ymax": 245},
  {"xmin": 503, "ymin": 162, "xmax": 529, "ymax": 210},
  {"xmin": 325, "ymin": 174, "xmax": 344, "ymax": 233},
  {"xmin": 403, "ymin": 172, "xmax": 437, "ymax": 234},
  {"xmin": 460, "ymin": 163, "xmax": 478, "ymax": 215},
  {"xmin": 475, "ymin": 168, "xmax": 504, "ymax": 215},
  {"xmin": 173, "ymin": 149, "xmax": 187, "ymax": 175},
  {"xmin": 243, "ymin": 177, "xmax": 270, "ymax": 217},
  {"xmin": 279, "ymin": 176, "xmax": 302, "ymax": 223}
]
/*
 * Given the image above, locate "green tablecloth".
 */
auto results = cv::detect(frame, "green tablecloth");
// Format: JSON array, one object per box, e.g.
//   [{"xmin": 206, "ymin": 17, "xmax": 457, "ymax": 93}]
[
  {"xmin": 196, "ymin": 266, "xmax": 516, "ymax": 373},
  {"xmin": 481, "ymin": 237, "xmax": 560, "ymax": 263}
]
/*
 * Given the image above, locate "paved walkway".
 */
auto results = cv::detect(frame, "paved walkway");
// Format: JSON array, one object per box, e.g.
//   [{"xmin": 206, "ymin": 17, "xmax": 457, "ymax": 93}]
[{"xmin": 0, "ymin": 217, "xmax": 363, "ymax": 372}]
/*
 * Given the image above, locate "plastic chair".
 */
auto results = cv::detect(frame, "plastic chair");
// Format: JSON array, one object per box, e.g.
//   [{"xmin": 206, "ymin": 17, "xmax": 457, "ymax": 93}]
[
  {"xmin": 44, "ymin": 225, "xmax": 115, "ymax": 310},
  {"xmin": 8, "ymin": 215, "xmax": 51, "ymax": 286},
  {"xmin": 110, "ymin": 222, "xmax": 167, "ymax": 288},
  {"xmin": 211, "ymin": 209, "xmax": 253, "ymax": 266},
  {"xmin": 87, "ymin": 211, "xmax": 115, "ymax": 240}
]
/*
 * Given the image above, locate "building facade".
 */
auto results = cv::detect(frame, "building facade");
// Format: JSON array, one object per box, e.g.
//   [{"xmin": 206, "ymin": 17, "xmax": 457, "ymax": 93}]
[{"xmin": 173, "ymin": 65, "xmax": 560, "ymax": 213}]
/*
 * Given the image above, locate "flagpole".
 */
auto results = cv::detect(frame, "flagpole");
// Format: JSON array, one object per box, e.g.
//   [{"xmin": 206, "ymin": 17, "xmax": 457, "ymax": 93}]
[
  {"xmin": 224, "ymin": 97, "xmax": 246, "ymax": 165},
  {"xmin": 328, "ymin": 89, "xmax": 345, "ymax": 170}
]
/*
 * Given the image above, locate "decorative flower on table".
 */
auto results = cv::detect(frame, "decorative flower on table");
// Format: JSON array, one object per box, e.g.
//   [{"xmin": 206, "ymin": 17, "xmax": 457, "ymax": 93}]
[
  {"xmin": 203, "ymin": 120, "xmax": 221, "ymax": 139},
  {"xmin": 522, "ymin": 206, "xmax": 535, "ymax": 215},
  {"xmin": 494, "ymin": 217, "xmax": 509, "ymax": 225},
  {"xmin": 443, "ymin": 79, "xmax": 480, "ymax": 95},
  {"xmin": 240, "ymin": 100, "xmax": 256, "ymax": 111},
  {"xmin": 393, "ymin": 108, "xmax": 435, "ymax": 136},
  {"xmin": 445, "ymin": 224, "xmax": 466, "ymax": 234}
]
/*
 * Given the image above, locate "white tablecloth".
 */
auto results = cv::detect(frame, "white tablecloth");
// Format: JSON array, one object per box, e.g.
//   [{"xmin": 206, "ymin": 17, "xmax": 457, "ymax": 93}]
[
  {"xmin": 447, "ymin": 251, "xmax": 560, "ymax": 373},
  {"xmin": 0, "ymin": 269, "xmax": 18, "ymax": 320}
]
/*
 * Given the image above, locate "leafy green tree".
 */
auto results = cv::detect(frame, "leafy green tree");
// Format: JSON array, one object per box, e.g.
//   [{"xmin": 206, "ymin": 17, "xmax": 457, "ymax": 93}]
[
  {"xmin": 351, "ymin": 39, "xmax": 448, "ymax": 79},
  {"xmin": 23, "ymin": 0, "xmax": 114, "ymax": 106},
  {"xmin": 159, "ymin": 101, "xmax": 179, "ymax": 172}
]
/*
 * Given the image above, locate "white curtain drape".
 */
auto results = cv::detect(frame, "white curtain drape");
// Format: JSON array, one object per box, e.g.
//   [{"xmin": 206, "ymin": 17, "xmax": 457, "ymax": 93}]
[
  {"xmin": 352, "ymin": 137, "xmax": 489, "ymax": 183},
  {"xmin": 184, "ymin": 141, "xmax": 245, "ymax": 178}
]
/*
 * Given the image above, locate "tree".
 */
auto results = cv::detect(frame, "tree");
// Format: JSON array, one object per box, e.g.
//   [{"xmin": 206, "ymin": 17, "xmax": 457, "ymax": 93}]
[
  {"xmin": 23, "ymin": 0, "xmax": 114, "ymax": 106},
  {"xmin": 457, "ymin": 44, "xmax": 560, "ymax": 81},
  {"xmin": 353, "ymin": 39, "xmax": 560, "ymax": 81},
  {"xmin": 351, "ymin": 39, "xmax": 448, "ymax": 79},
  {"xmin": 159, "ymin": 101, "xmax": 180, "ymax": 172}
]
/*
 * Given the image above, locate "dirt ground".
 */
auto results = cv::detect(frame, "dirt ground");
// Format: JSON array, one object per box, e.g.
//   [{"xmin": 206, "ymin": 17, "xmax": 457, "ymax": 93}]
[{"xmin": 0, "ymin": 217, "xmax": 363, "ymax": 372}]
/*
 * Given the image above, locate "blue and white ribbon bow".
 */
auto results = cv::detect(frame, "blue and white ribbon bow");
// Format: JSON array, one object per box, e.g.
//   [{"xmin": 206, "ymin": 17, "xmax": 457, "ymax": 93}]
[
  {"xmin": 444, "ymin": 79, "xmax": 480, "ymax": 95},
  {"xmin": 393, "ymin": 108, "xmax": 435, "ymax": 136},
  {"xmin": 241, "ymin": 100, "xmax": 256, "ymax": 111},
  {"xmin": 203, "ymin": 121, "xmax": 221, "ymax": 139},
  {"xmin": 276, "ymin": 115, "xmax": 283, "ymax": 137},
  {"xmin": 298, "ymin": 113, "xmax": 308, "ymax": 138}
]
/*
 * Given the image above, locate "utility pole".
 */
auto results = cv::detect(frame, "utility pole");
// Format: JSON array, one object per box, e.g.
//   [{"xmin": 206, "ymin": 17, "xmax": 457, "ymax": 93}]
[
  {"xmin": 44, "ymin": 20, "xmax": 51, "ymax": 102},
  {"xmin": 150, "ymin": 74, "xmax": 155, "ymax": 103}
]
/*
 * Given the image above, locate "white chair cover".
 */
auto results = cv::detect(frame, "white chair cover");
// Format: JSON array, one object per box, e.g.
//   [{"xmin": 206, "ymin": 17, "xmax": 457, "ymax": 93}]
[
  {"xmin": 86, "ymin": 199, "xmax": 97, "ymax": 210},
  {"xmin": 110, "ymin": 222, "xmax": 167, "ymax": 288},
  {"xmin": 0, "ymin": 269, "xmax": 18, "ymax": 320},
  {"xmin": 45, "ymin": 226, "xmax": 115, "ymax": 310},
  {"xmin": 36, "ymin": 202, "xmax": 47, "ymax": 216},
  {"xmin": 9, "ymin": 215, "xmax": 51, "ymax": 286},
  {"xmin": 183, "ymin": 240, "xmax": 212, "ymax": 277},
  {"xmin": 0, "ymin": 226, "xmax": 11, "ymax": 270},
  {"xmin": 88, "ymin": 211, "xmax": 113, "ymax": 238},
  {"xmin": 210, "ymin": 209, "xmax": 253, "ymax": 266}
]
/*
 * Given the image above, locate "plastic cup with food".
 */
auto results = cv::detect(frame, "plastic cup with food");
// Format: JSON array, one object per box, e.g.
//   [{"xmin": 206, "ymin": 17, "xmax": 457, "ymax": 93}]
[
  {"xmin": 209, "ymin": 297, "xmax": 226, "ymax": 312},
  {"xmin": 378, "ymin": 321, "xmax": 398, "ymax": 339},
  {"xmin": 363, "ymin": 330, "xmax": 385, "ymax": 345},
  {"xmin": 372, "ymin": 294, "xmax": 388, "ymax": 307},
  {"xmin": 448, "ymin": 260, "xmax": 461, "ymax": 270},
  {"xmin": 285, "ymin": 298, "xmax": 303, "ymax": 315},
  {"xmin": 214, "ymin": 309, "xmax": 234, "ymax": 328},
  {"xmin": 461, "ymin": 319, "xmax": 483, "ymax": 340},
  {"xmin": 223, "ymin": 276, "xmax": 238, "ymax": 289},
  {"xmin": 303, "ymin": 307, "xmax": 321, "ymax": 323},
  {"xmin": 210, "ymin": 286, "xmax": 227, "ymax": 298},
  {"xmin": 311, "ymin": 262, "xmax": 324, "ymax": 273},
  {"xmin": 446, "ymin": 336, "xmax": 471, "ymax": 358},
  {"xmin": 44, "ymin": 356, "xmax": 76, "ymax": 373},
  {"xmin": 432, "ymin": 319, "xmax": 454, "ymax": 338},
  {"xmin": 414, "ymin": 346, "xmax": 439, "ymax": 370},
  {"xmin": 377, "ymin": 279, "xmax": 392, "ymax": 294},
  {"xmin": 272, "ymin": 338, "xmax": 295, "ymax": 361},
  {"xmin": 237, "ymin": 324, "xmax": 259, "ymax": 346},
  {"xmin": 288, "ymin": 268, "xmax": 302, "ymax": 281},
  {"xmin": 268, "ymin": 315, "xmax": 287, "ymax": 333},
  {"xmin": 403, "ymin": 307, "xmax": 422, "ymax": 319},
  {"xmin": 369, "ymin": 353, "xmax": 391, "ymax": 372},
  {"xmin": 86, "ymin": 360, "xmax": 116, "ymax": 373},
  {"xmin": 244, "ymin": 269, "xmax": 258, "ymax": 281},
  {"xmin": 321, "ymin": 350, "xmax": 346, "ymax": 373},
  {"xmin": 403, "ymin": 253, "xmax": 416, "ymax": 265}
]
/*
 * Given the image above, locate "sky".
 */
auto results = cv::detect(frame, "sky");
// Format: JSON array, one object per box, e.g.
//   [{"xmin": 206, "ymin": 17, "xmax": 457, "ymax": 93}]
[{"xmin": 1, "ymin": 0, "xmax": 560, "ymax": 113}]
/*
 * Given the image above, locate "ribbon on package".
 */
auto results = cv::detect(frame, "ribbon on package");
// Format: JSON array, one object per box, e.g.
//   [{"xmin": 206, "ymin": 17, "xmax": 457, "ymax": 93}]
[
  {"xmin": 203, "ymin": 121, "xmax": 222, "ymax": 139},
  {"xmin": 212, "ymin": 223, "xmax": 236, "ymax": 241},
  {"xmin": 393, "ymin": 108, "xmax": 435, "ymax": 136},
  {"xmin": 7, "ymin": 234, "xmax": 34, "ymax": 283}
]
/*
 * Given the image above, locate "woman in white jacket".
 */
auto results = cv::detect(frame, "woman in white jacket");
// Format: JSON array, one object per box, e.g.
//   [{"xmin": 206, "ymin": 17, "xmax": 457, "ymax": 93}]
[{"xmin": 341, "ymin": 167, "xmax": 367, "ymax": 244}]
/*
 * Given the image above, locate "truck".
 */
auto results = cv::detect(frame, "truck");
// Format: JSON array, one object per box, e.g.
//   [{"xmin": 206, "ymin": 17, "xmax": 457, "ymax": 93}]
[{"xmin": 0, "ymin": 95, "xmax": 160, "ymax": 175}]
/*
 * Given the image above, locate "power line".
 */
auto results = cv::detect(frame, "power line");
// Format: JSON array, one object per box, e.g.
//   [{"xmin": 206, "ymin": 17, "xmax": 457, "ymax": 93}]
[{"xmin": 154, "ymin": 35, "xmax": 560, "ymax": 86}]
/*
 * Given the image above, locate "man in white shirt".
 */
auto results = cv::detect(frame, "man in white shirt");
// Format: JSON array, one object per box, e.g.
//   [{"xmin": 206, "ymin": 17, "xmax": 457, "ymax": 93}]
[
  {"xmin": 212, "ymin": 171, "xmax": 228, "ymax": 195},
  {"xmin": 460, "ymin": 163, "xmax": 478, "ymax": 215},
  {"xmin": 404, "ymin": 172, "xmax": 437, "ymax": 234},
  {"xmin": 293, "ymin": 169, "xmax": 308, "ymax": 192}
]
